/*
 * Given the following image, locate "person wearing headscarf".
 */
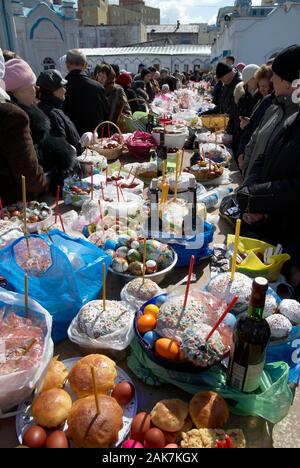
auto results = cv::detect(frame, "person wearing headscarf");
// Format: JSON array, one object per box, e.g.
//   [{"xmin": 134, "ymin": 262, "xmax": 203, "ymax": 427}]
[{"xmin": 4, "ymin": 58, "xmax": 78, "ymax": 192}]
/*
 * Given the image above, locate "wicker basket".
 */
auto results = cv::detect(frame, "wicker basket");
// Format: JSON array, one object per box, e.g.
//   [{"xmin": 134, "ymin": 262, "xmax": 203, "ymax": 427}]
[
  {"xmin": 118, "ymin": 98, "xmax": 150, "ymax": 133},
  {"xmin": 93, "ymin": 121, "xmax": 124, "ymax": 161},
  {"xmin": 201, "ymin": 114, "xmax": 229, "ymax": 132}
]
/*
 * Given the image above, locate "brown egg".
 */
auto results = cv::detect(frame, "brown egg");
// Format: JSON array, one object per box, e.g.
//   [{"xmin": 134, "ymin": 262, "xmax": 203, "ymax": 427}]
[
  {"xmin": 45, "ymin": 431, "xmax": 69, "ymax": 449},
  {"xmin": 111, "ymin": 381, "xmax": 135, "ymax": 406},
  {"xmin": 144, "ymin": 428, "xmax": 166, "ymax": 449},
  {"xmin": 29, "ymin": 215, "xmax": 39, "ymax": 223},
  {"xmin": 22, "ymin": 425, "xmax": 47, "ymax": 448},
  {"xmin": 131, "ymin": 412, "xmax": 151, "ymax": 441},
  {"xmin": 11, "ymin": 210, "xmax": 21, "ymax": 218}
]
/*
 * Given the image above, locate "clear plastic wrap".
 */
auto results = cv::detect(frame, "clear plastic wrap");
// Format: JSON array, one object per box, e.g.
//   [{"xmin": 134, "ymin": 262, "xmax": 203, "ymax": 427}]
[
  {"xmin": 68, "ymin": 300, "xmax": 136, "ymax": 357},
  {"xmin": 0, "ymin": 288, "xmax": 53, "ymax": 414},
  {"xmin": 121, "ymin": 278, "xmax": 163, "ymax": 311}
]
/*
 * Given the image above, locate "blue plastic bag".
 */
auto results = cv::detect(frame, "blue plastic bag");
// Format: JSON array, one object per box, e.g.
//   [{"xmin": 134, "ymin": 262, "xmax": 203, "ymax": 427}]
[
  {"xmin": 266, "ymin": 326, "xmax": 300, "ymax": 385},
  {"xmin": 0, "ymin": 230, "xmax": 110, "ymax": 342},
  {"xmin": 171, "ymin": 221, "xmax": 214, "ymax": 267}
]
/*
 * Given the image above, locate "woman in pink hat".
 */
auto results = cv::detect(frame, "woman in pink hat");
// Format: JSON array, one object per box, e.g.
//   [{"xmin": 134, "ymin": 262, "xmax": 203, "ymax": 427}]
[
  {"xmin": 4, "ymin": 58, "xmax": 79, "ymax": 193},
  {"xmin": 0, "ymin": 51, "xmax": 47, "ymax": 206}
]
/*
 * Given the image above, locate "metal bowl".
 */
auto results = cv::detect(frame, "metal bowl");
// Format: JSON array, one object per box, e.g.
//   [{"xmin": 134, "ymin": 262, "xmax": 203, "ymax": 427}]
[{"xmin": 109, "ymin": 247, "xmax": 178, "ymax": 285}]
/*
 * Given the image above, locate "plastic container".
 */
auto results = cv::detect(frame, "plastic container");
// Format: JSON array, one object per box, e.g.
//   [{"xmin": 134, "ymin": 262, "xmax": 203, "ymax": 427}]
[{"xmin": 198, "ymin": 187, "xmax": 233, "ymax": 210}]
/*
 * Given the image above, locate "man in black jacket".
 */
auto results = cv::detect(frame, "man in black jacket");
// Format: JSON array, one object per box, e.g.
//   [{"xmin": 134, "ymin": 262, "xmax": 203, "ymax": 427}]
[
  {"xmin": 63, "ymin": 49, "xmax": 108, "ymax": 136},
  {"xmin": 203, "ymin": 62, "xmax": 242, "ymax": 134},
  {"xmin": 236, "ymin": 45, "xmax": 300, "ymax": 244}
]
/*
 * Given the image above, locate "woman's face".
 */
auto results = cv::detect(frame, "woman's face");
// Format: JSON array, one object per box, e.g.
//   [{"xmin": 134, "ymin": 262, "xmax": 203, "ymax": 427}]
[
  {"xmin": 13, "ymin": 84, "xmax": 36, "ymax": 106},
  {"xmin": 247, "ymin": 77, "xmax": 257, "ymax": 91},
  {"xmin": 53, "ymin": 86, "xmax": 66, "ymax": 101},
  {"xmin": 97, "ymin": 72, "xmax": 107, "ymax": 86},
  {"xmin": 258, "ymin": 78, "xmax": 271, "ymax": 96}
]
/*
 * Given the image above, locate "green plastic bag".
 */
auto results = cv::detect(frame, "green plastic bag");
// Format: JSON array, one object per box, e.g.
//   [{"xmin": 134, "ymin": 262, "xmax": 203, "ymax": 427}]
[{"xmin": 128, "ymin": 338, "xmax": 293, "ymax": 424}]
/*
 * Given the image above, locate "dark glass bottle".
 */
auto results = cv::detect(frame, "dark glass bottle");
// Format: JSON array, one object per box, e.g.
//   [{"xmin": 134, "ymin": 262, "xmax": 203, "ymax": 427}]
[
  {"xmin": 146, "ymin": 114, "xmax": 154, "ymax": 134},
  {"xmin": 227, "ymin": 277, "xmax": 271, "ymax": 393},
  {"xmin": 190, "ymin": 142, "xmax": 201, "ymax": 166},
  {"xmin": 157, "ymin": 131, "xmax": 167, "ymax": 178}
]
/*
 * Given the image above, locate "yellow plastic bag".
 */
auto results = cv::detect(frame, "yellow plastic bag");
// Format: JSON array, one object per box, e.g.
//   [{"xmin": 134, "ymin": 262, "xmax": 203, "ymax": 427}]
[
  {"xmin": 201, "ymin": 114, "xmax": 229, "ymax": 132},
  {"xmin": 227, "ymin": 235, "xmax": 291, "ymax": 282}
]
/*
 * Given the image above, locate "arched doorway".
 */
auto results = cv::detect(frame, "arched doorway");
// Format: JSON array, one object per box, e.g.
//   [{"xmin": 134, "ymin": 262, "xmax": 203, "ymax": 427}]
[{"xmin": 43, "ymin": 57, "xmax": 56, "ymax": 71}]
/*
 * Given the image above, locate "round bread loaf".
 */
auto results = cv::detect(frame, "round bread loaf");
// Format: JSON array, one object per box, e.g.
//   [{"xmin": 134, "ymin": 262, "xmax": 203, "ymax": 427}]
[
  {"xmin": 68, "ymin": 354, "xmax": 117, "ymax": 398},
  {"xmin": 150, "ymin": 399, "xmax": 189, "ymax": 432},
  {"xmin": 67, "ymin": 395, "xmax": 123, "ymax": 448}
]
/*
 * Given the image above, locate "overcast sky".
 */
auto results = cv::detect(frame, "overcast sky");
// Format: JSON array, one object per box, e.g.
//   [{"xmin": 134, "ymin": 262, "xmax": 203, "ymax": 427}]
[{"xmin": 109, "ymin": 0, "xmax": 262, "ymax": 25}]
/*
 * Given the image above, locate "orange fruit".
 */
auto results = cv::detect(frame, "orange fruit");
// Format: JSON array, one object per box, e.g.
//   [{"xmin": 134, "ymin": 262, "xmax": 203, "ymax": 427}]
[
  {"xmin": 137, "ymin": 314, "xmax": 156, "ymax": 334},
  {"xmin": 143, "ymin": 304, "xmax": 160, "ymax": 318}
]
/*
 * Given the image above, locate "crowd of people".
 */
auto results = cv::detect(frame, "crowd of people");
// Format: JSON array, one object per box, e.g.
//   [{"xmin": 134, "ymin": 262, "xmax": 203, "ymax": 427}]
[{"xmin": 1, "ymin": 45, "xmax": 300, "ymax": 296}]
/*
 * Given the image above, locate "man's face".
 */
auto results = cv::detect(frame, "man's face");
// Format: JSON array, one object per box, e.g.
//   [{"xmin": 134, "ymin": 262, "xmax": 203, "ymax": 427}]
[
  {"xmin": 161, "ymin": 71, "xmax": 167, "ymax": 80},
  {"xmin": 226, "ymin": 58, "xmax": 234, "ymax": 66},
  {"xmin": 271, "ymin": 72, "xmax": 292, "ymax": 97},
  {"xmin": 221, "ymin": 71, "xmax": 233, "ymax": 85}
]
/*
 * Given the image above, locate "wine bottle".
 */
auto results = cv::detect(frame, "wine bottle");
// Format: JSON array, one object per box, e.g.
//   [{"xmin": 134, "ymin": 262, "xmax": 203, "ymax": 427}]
[
  {"xmin": 157, "ymin": 131, "xmax": 167, "ymax": 178},
  {"xmin": 190, "ymin": 142, "xmax": 201, "ymax": 166},
  {"xmin": 227, "ymin": 277, "xmax": 271, "ymax": 393}
]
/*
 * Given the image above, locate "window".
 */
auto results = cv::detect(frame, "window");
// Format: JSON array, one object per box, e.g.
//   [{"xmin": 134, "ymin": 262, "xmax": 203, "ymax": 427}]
[
  {"xmin": 174, "ymin": 64, "xmax": 179, "ymax": 71},
  {"xmin": 184, "ymin": 64, "xmax": 189, "ymax": 72},
  {"xmin": 43, "ymin": 57, "xmax": 55, "ymax": 71}
]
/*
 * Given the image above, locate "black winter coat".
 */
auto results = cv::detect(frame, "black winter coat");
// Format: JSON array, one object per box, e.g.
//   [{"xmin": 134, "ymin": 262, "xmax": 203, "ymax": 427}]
[
  {"xmin": 237, "ymin": 111, "xmax": 300, "ymax": 246},
  {"xmin": 204, "ymin": 72, "xmax": 242, "ymax": 134},
  {"xmin": 64, "ymin": 70, "xmax": 109, "ymax": 136},
  {"xmin": 236, "ymin": 93, "xmax": 274, "ymax": 157},
  {"xmin": 38, "ymin": 94, "xmax": 83, "ymax": 156},
  {"xmin": 231, "ymin": 84, "xmax": 262, "ymax": 157},
  {"xmin": 11, "ymin": 98, "xmax": 79, "ymax": 193}
]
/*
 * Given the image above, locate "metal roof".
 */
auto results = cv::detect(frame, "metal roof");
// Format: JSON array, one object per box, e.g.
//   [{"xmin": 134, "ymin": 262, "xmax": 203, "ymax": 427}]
[
  {"xmin": 146, "ymin": 24, "xmax": 200, "ymax": 34},
  {"xmin": 80, "ymin": 45, "xmax": 211, "ymax": 57}
]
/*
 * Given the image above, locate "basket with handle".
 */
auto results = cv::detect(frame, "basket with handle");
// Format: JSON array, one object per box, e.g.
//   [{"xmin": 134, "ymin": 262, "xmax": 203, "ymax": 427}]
[
  {"xmin": 118, "ymin": 98, "xmax": 150, "ymax": 133},
  {"xmin": 92, "ymin": 121, "xmax": 124, "ymax": 161},
  {"xmin": 201, "ymin": 114, "xmax": 229, "ymax": 132}
]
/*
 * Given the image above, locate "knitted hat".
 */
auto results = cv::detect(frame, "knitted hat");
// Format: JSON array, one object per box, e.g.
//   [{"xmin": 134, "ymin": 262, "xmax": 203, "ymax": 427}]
[
  {"xmin": 36, "ymin": 69, "xmax": 67, "ymax": 92},
  {"xmin": 236, "ymin": 62, "xmax": 246, "ymax": 72},
  {"xmin": 216, "ymin": 62, "xmax": 232, "ymax": 79},
  {"xmin": 242, "ymin": 64, "xmax": 260, "ymax": 84},
  {"xmin": 272, "ymin": 44, "xmax": 300, "ymax": 83},
  {"xmin": 4, "ymin": 58, "xmax": 36, "ymax": 92},
  {"xmin": 116, "ymin": 72, "xmax": 132, "ymax": 88},
  {"xmin": 141, "ymin": 68, "xmax": 151, "ymax": 80}
]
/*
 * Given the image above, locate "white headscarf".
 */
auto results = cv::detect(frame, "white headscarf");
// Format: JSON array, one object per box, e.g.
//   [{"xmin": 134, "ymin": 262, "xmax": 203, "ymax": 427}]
[{"xmin": 0, "ymin": 48, "xmax": 11, "ymax": 102}]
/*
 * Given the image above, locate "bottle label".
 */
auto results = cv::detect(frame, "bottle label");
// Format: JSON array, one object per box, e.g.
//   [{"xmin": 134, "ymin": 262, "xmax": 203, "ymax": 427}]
[{"xmin": 230, "ymin": 360, "xmax": 264, "ymax": 392}]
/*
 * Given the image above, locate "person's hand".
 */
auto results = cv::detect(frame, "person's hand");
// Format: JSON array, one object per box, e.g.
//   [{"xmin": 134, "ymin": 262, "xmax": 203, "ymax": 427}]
[
  {"xmin": 243, "ymin": 213, "xmax": 267, "ymax": 224},
  {"xmin": 238, "ymin": 154, "xmax": 245, "ymax": 170},
  {"xmin": 239, "ymin": 117, "xmax": 250, "ymax": 130}
]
